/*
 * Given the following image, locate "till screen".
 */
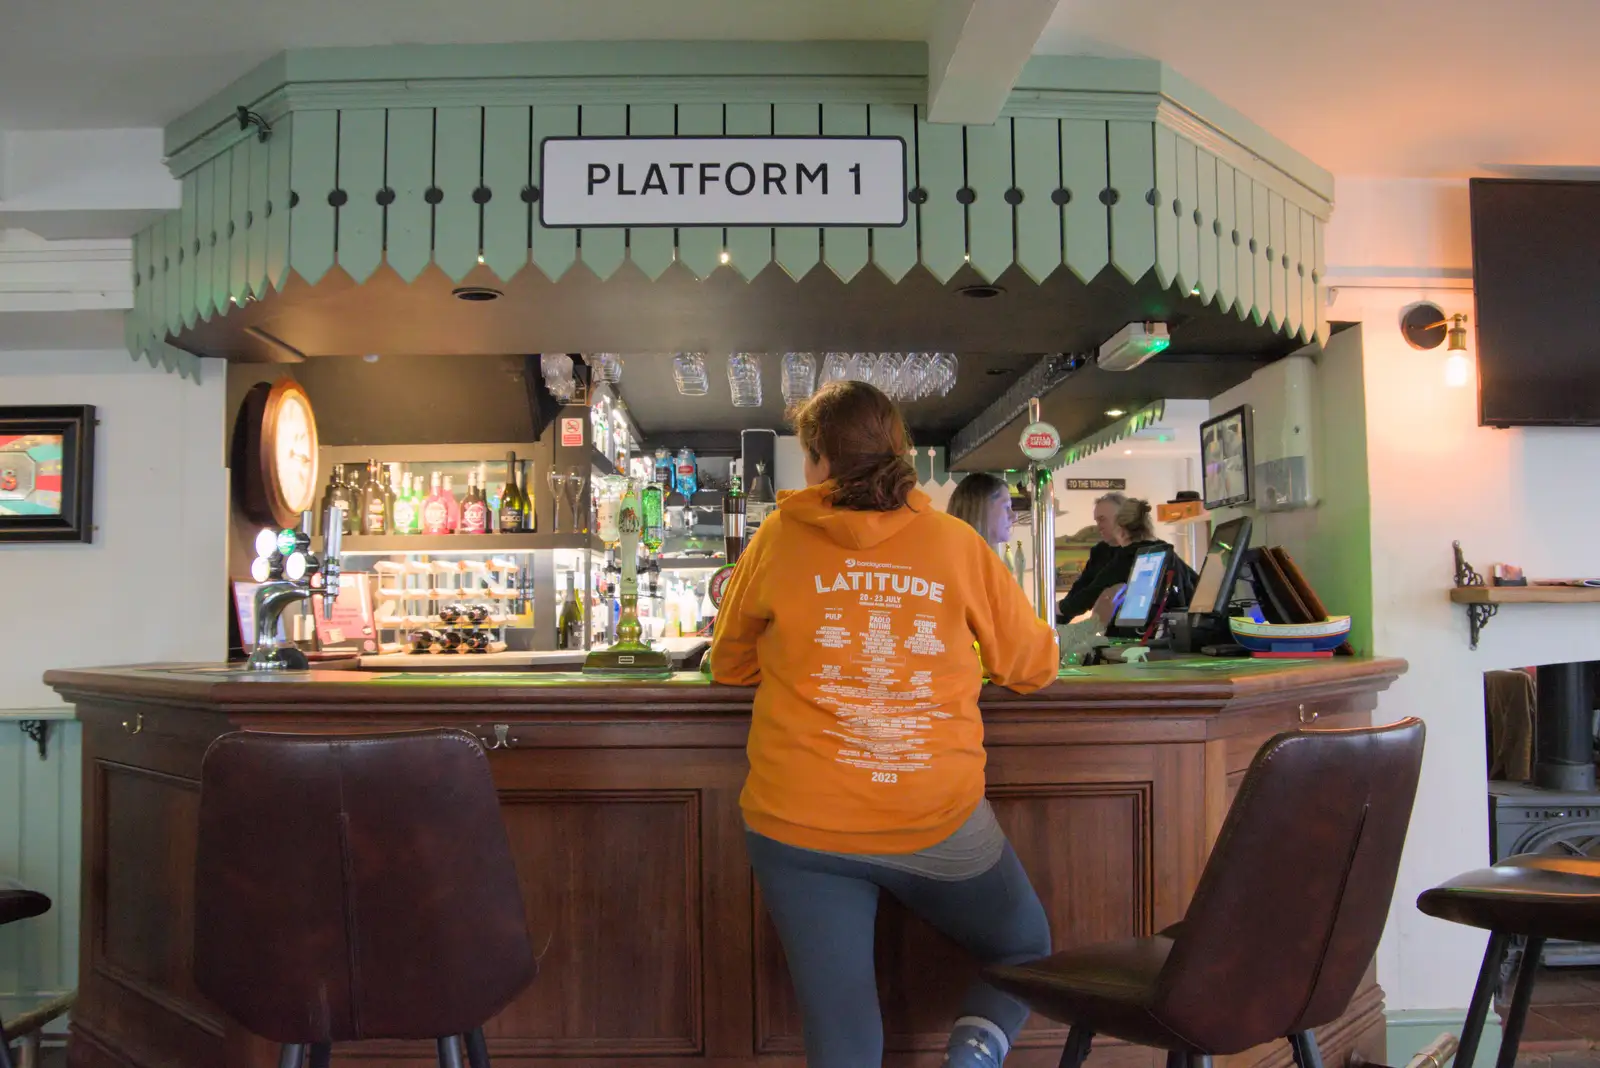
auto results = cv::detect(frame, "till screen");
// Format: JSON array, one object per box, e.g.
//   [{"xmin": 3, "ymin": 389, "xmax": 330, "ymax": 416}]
[{"xmin": 1114, "ymin": 550, "xmax": 1167, "ymax": 629}]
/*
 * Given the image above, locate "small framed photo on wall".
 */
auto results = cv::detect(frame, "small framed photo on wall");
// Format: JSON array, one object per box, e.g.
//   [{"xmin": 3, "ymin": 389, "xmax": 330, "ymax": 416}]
[{"xmin": 0, "ymin": 406, "xmax": 97, "ymax": 543}]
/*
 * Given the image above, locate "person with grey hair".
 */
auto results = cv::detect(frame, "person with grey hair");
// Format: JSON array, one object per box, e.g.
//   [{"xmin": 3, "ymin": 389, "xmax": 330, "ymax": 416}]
[
  {"xmin": 1055, "ymin": 491, "xmax": 1127, "ymax": 620},
  {"xmin": 1056, "ymin": 495, "xmax": 1192, "ymax": 624}
]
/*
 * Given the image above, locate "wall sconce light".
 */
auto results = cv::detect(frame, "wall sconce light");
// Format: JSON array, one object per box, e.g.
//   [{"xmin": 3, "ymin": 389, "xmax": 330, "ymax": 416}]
[{"xmin": 1400, "ymin": 302, "xmax": 1472, "ymax": 388}]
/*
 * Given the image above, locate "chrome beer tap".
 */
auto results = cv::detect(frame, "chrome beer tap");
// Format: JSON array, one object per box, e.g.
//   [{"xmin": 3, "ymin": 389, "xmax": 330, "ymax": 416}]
[{"xmin": 246, "ymin": 505, "xmax": 345, "ymax": 671}]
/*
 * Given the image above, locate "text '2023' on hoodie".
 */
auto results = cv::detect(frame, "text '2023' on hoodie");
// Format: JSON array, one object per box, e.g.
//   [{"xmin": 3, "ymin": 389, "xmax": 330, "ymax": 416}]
[{"xmin": 710, "ymin": 482, "xmax": 1060, "ymax": 855}]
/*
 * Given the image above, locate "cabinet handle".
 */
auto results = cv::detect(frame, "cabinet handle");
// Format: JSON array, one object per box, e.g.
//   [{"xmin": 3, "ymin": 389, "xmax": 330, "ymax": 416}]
[
  {"xmin": 122, "ymin": 713, "xmax": 143, "ymax": 735},
  {"xmin": 489, "ymin": 724, "xmax": 512, "ymax": 750},
  {"xmin": 1298, "ymin": 703, "xmax": 1318, "ymax": 725}
]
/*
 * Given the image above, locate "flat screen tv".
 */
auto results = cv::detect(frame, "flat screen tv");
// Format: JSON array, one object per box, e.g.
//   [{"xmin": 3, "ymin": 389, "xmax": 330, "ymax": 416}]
[{"xmin": 1469, "ymin": 178, "xmax": 1600, "ymax": 427}]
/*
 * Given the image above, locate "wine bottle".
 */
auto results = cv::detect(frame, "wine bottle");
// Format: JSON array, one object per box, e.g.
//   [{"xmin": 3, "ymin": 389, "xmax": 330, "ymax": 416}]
[
  {"xmin": 421, "ymin": 471, "xmax": 450, "ymax": 535},
  {"xmin": 393, "ymin": 472, "xmax": 418, "ymax": 534},
  {"xmin": 383, "ymin": 464, "xmax": 398, "ymax": 530},
  {"xmin": 361, "ymin": 459, "xmax": 389, "ymax": 535},
  {"xmin": 557, "ymin": 572, "xmax": 584, "ymax": 650},
  {"xmin": 461, "ymin": 471, "xmax": 490, "ymax": 534},
  {"xmin": 498, "ymin": 452, "xmax": 525, "ymax": 533},
  {"xmin": 443, "ymin": 474, "xmax": 461, "ymax": 534}
]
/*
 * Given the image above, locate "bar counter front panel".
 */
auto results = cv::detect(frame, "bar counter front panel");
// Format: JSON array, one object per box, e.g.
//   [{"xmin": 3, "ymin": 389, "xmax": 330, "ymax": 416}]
[{"xmin": 44, "ymin": 657, "xmax": 1405, "ymax": 1068}]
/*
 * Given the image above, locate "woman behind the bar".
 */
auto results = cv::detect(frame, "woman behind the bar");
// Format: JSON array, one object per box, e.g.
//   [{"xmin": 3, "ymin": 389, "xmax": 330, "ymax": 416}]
[
  {"xmin": 711, "ymin": 381, "xmax": 1058, "ymax": 1068},
  {"xmin": 945, "ymin": 472, "xmax": 1013, "ymax": 551}
]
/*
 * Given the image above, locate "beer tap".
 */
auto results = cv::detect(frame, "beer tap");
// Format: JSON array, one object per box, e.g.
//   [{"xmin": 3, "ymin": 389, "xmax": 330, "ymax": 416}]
[{"xmin": 246, "ymin": 504, "xmax": 345, "ymax": 671}]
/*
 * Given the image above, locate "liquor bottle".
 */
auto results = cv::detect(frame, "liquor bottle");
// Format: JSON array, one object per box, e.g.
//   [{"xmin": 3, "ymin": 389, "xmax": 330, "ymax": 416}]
[
  {"xmin": 443, "ymin": 474, "xmax": 461, "ymax": 534},
  {"xmin": 722, "ymin": 473, "xmax": 747, "ymax": 564},
  {"xmin": 321, "ymin": 466, "xmax": 356, "ymax": 536},
  {"xmin": 360, "ymin": 459, "xmax": 389, "ymax": 535},
  {"xmin": 642, "ymin": 477, "xmax": 665, "ymax": 553},
  {"xmin": 460, "ymin": 471, "xmax": 490, "ymax": 534},
  {"xmin": 557, "ymin": 572, "xmax": 584, "ymax": 650},
  {"xmin": 674, "ymin": 447, "xmax": 698, "ymax": 496},
  {"xmin": 746, "ymin": 460, "xmax": 775, "ymax": 535},
  {"xmin": 393, "ymin": 472, "xmax": 419, "ymax": 534},
  {"xmin": 653, "ymin": 447, "xmax": 674, "ymax": 487},
  {"xmin": 421, "ymin": 471, "xmax": 451, "ymax": 535},
  {"xmin": 498, "ymin": 452, "xmax": 526, "ymax": 533},
  {"xmin": 406, "ymin": 473, "xmax": 424, "ymax": 533}
]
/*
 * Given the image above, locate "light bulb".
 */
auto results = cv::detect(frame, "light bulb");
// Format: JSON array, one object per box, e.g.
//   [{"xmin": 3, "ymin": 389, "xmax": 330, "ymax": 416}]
[
  {"xmin": 1444, "ymin": 351, "xmax": 1471, "ymax": 388},
  {"xmin": 719, "ymin": 250, "xmax": 731, "ymax": 265}
]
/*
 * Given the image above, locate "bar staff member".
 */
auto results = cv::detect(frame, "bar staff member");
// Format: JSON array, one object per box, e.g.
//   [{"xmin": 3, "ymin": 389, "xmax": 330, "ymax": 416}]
[
  {"xmin": 1055, "ymin": 491, "xmax": 1125, "ymax": 619},
  {"xmin": 710, "ymin": 382, "xmax": 1058, "ymax": 1068}
]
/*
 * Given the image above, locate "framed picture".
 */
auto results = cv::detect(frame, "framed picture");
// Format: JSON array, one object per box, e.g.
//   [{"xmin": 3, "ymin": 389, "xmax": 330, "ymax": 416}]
[
  {"xmin": 0, "ymin": 405, "xmax": 96, "ymax": 543},
  {"xmin": 1200, "ymin": 404, "xmax": 1253, "ymax": 509}
]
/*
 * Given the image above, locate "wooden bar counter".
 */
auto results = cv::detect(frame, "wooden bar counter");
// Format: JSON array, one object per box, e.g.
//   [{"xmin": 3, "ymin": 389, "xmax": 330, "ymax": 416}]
[{"xmin": 44, "ymin": 656, "xmax": 1406, "ymax": 1068}]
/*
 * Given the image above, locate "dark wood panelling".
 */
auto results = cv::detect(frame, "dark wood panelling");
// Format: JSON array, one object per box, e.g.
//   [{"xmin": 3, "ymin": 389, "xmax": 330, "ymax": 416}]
[
  {"xmin": 50, "ymin": 659, "xmax": 1404, "ymax": 1068},
  {"xmin": 492, "ymin": 791, "xmax": 702, "ymax": 1056}
]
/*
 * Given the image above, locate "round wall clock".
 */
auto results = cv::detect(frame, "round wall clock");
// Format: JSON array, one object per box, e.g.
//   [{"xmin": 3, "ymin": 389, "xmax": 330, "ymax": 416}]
[{"xmin": 235, "ymin": 377, "xmax": 319, "ymax": 528}]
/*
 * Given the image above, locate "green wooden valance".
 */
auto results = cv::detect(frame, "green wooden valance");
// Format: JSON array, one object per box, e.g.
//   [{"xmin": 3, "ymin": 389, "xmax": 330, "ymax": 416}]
[{"xmin": 126, "ymin": 46, "xmax": 1334, "ymax": 381}]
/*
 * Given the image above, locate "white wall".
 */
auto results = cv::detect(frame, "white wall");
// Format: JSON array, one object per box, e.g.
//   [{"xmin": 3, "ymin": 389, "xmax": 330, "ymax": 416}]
[
  {"xmin": 0, "ymin": 349, "xmax": 227, "ymax": 710},
  {"xmin": 1327, "ymin": 179, "xmax": 1600, "ymax": 1022}
]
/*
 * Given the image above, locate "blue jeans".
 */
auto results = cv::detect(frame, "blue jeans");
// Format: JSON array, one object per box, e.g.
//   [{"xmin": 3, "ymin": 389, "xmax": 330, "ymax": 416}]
[{"xmin": 746, "ymin": 830, "xmax": 1053, "ymax": 1068}]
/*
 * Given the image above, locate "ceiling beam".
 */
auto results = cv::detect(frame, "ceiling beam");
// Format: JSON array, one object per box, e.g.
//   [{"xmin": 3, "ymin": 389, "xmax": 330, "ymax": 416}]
[
  {"xmin": 926, "ymin": 0, "xmax": 1065, "ymax": 125},
  {"xmin": 0, "ymin": 128, "xmax": 177, "ymax": 240}
]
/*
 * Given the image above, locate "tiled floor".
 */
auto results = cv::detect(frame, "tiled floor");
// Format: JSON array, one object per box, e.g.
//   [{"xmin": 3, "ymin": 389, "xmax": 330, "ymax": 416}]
[{"xmin": 1517, "ymin": 966, "xmax": 1600, "ymax": 1068}]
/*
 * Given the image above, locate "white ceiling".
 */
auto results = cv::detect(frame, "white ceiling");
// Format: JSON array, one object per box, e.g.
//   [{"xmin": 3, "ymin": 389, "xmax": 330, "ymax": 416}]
[
  {"xmin": 1, "ymin": 0, "xmax": 1595, "ymax": 177},
  {"xmin": 0, "ymin": 0, "xmax": 937, "ymax": 130},
  {"xmin": 1035, "ymin": 0, "xmax": 1600, "ymax": 177}
]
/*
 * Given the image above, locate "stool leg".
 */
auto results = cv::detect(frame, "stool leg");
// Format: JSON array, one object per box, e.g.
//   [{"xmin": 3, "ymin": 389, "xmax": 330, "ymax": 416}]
[
  {"xmin": 437, "ymin": 1036, "xmax": 465, "ymax": 1068},
  {"xmin": 464, "ymin": 1029, "xmax": 491, "ymax": 1068},
  {"xmin": 1456, "ymin": 931, "xmax": 1512, "ymax": 1068},
  {"xmin": 278, "ymin": 1045, "xmax": 308, "ymax": 1068},
  {"xmin": 307, "ymin": 1042, "xmax": 331, "ymax": 1068},
  {"xmin": 1059, "ymin": 1026, "xmax": 1094, "ymax": 1068},
  {"xmin": 16, "ymin": 1033, "xmax": 38, "ymax": 1068},
  {"xmin": 1495, "ymin": 936, "xmax": 1545, "ymax": 1068},
  {"xmin": 1289, "ymin": 1030, "xmax": 1324, "ymax": 1068}
]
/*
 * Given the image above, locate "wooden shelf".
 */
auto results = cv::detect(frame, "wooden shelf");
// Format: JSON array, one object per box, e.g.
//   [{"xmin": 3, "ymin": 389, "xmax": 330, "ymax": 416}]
[
  {"xmin": 341, "ymin": 533, "xmax": 603, "ymax": 554},
  {"xmin": 1450, "ymin": 586, "xmax": 1600, "ymax": 605}
]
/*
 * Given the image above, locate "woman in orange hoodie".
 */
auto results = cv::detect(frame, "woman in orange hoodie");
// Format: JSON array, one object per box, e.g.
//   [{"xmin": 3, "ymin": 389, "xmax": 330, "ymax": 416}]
[{"xmin": 711, "ymin": 381, "xmax": 1060, "ymax": 1068}]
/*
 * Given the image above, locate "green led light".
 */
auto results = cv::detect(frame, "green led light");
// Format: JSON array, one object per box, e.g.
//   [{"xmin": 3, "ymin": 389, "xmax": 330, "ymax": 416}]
[{"xmin": 276, "ymin": 529, "xmax": 298, "ymax": 556}]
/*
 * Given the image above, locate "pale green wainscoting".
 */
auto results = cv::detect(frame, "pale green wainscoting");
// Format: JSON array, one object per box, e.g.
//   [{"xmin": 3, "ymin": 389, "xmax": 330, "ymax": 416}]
[
  {"xmin": 124, "ymin": 44, "xmax": 1333, "ymax": 380},
  {"xmin": 0, "ymin": 713, "xmax": 81, "ymax": 1030},
  {"xmin": 1388, "ymin": 1010, "xmax": 1501, "ymax": 1068}
]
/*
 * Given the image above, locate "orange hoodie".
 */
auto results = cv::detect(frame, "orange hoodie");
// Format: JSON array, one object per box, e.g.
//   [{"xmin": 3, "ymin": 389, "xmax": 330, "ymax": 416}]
[{"xmin": 711, "ymin": 483, "xmax": 1060, "ymax": 854}]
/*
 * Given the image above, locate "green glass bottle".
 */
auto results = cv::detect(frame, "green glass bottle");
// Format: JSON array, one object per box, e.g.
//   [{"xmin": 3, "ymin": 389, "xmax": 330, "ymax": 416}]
[{"xmin": 642, "ymin": 477, "xmax": 665, "ymax": 553}]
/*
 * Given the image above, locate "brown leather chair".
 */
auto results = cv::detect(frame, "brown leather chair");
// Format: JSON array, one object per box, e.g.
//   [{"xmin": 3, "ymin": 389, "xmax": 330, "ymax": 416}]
[
  {"xmin": 1, "ymin": 880, "xmax": 52, "ymax": 1068},
  {"xmin": 193, "ymin": 729, "xmax": 536, "ymax": 1068},
  {"xmin": 1417, "ymin": 853, "xmax": 1600, "ymax": 1068},
  {"xmin": 986, "ymin": 719, "xmax": 1425, "ymax": 1068}
]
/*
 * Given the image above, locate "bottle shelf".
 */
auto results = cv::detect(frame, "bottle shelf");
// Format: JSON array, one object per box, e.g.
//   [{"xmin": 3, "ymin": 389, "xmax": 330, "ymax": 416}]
[{"xmin": 341, "ymin": 532, "xmax": 605, "ymax": 554}]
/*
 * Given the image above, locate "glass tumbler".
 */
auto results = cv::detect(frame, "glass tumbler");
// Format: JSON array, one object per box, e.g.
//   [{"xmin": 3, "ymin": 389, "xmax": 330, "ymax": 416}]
[
  {"xmin": 728, "ymin": 352, "xmax": 764, "ymax": 408},
  {"xmin": 673, "ymin": 353, "xmax": 710, "ymax": 396},
  {"xmin": 781, "ymin": 352, "xmax": 817, "ymax": 406}
]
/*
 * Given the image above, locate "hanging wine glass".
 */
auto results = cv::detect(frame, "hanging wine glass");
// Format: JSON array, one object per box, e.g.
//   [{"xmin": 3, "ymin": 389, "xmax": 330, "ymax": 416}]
[
  {"xmin": 728, "ymin": 352, "xmax": 763, "ymax": 408},
  {"xmin": 875, "ymin": 353, "xmax": 904, "ymax": 400},
  {"xmin": 590, "ymin": 353, "xmax": 623, "ymax": 384},
  {"xmin": 820, "ymin": 351, "xmax": 851, "ymax": 386},
  {"xmin": 673, "ymin": 353, "xmax": 709, "ymax": 396},
  {"xmin": 781, "ymin": 352, "xmax": 817, "ymax": 406},
  {"xmin": 934, "ymin": 352, "xmax": 959, "ymax": 397}
]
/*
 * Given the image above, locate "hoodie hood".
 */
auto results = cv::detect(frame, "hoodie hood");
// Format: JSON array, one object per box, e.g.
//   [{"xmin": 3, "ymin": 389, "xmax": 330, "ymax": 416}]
[{"xmin": 776, "ymin": 482, "xmax": 933, "ymax": 550}]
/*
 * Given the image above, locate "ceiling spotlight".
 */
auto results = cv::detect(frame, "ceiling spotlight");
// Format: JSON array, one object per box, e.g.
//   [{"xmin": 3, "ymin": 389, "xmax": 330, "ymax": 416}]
[
  {"xmin": 477, "ymin": 253, "xmax": 486, "ymax": 264},
  {"xmin": 959, "ymin": 284, "xmax": 1005, "ymax": 299},
  {"xmin": 1097, "ymin": 322, "xmax": 1171, "ymax": 372},
  {"xmin": 1105, "ymin": 408, "xmax": 1126, "ymax": 418},
  {"xmin": 452, "ymin": 286, "xmax": 502, "ymax": 302},
  {"xmin": 1123, "ymin": 448, "xmax": 1133, "ymax": 455},
  {"xmin": 719, "ymin": 250, "xmax": 731, "ymax": 265},
  {"xmin": 363, "ymin": 353, "xmax": 381, "ymax": 363}
]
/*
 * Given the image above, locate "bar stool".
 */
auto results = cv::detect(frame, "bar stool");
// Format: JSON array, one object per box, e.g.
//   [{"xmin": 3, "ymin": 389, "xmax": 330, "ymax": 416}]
[
  {"xmin": 1, "ymin": 880, "xmax": 51, "ymax": 1068},
  {"xmin": 986, "ymin": 719, "xmax": 1426, "ymax": 1068},
  {"xmin": 193, "ymin": 729, "xmax": 536, "ymax": 1067},
  {"xmin": 1417, "ymin": 854, "xmax": 1600, "ymax": 1068}
]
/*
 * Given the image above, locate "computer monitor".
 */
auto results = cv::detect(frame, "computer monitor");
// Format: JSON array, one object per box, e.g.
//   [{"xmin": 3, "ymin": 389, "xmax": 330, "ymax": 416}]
[
  {"xmin": 1190, "ymin": 516, "xmax": 1253, "ymax": 616},
  {"xmin": 1113, "ymin": 546, "xmax": 1173, "ymax": 632}
]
